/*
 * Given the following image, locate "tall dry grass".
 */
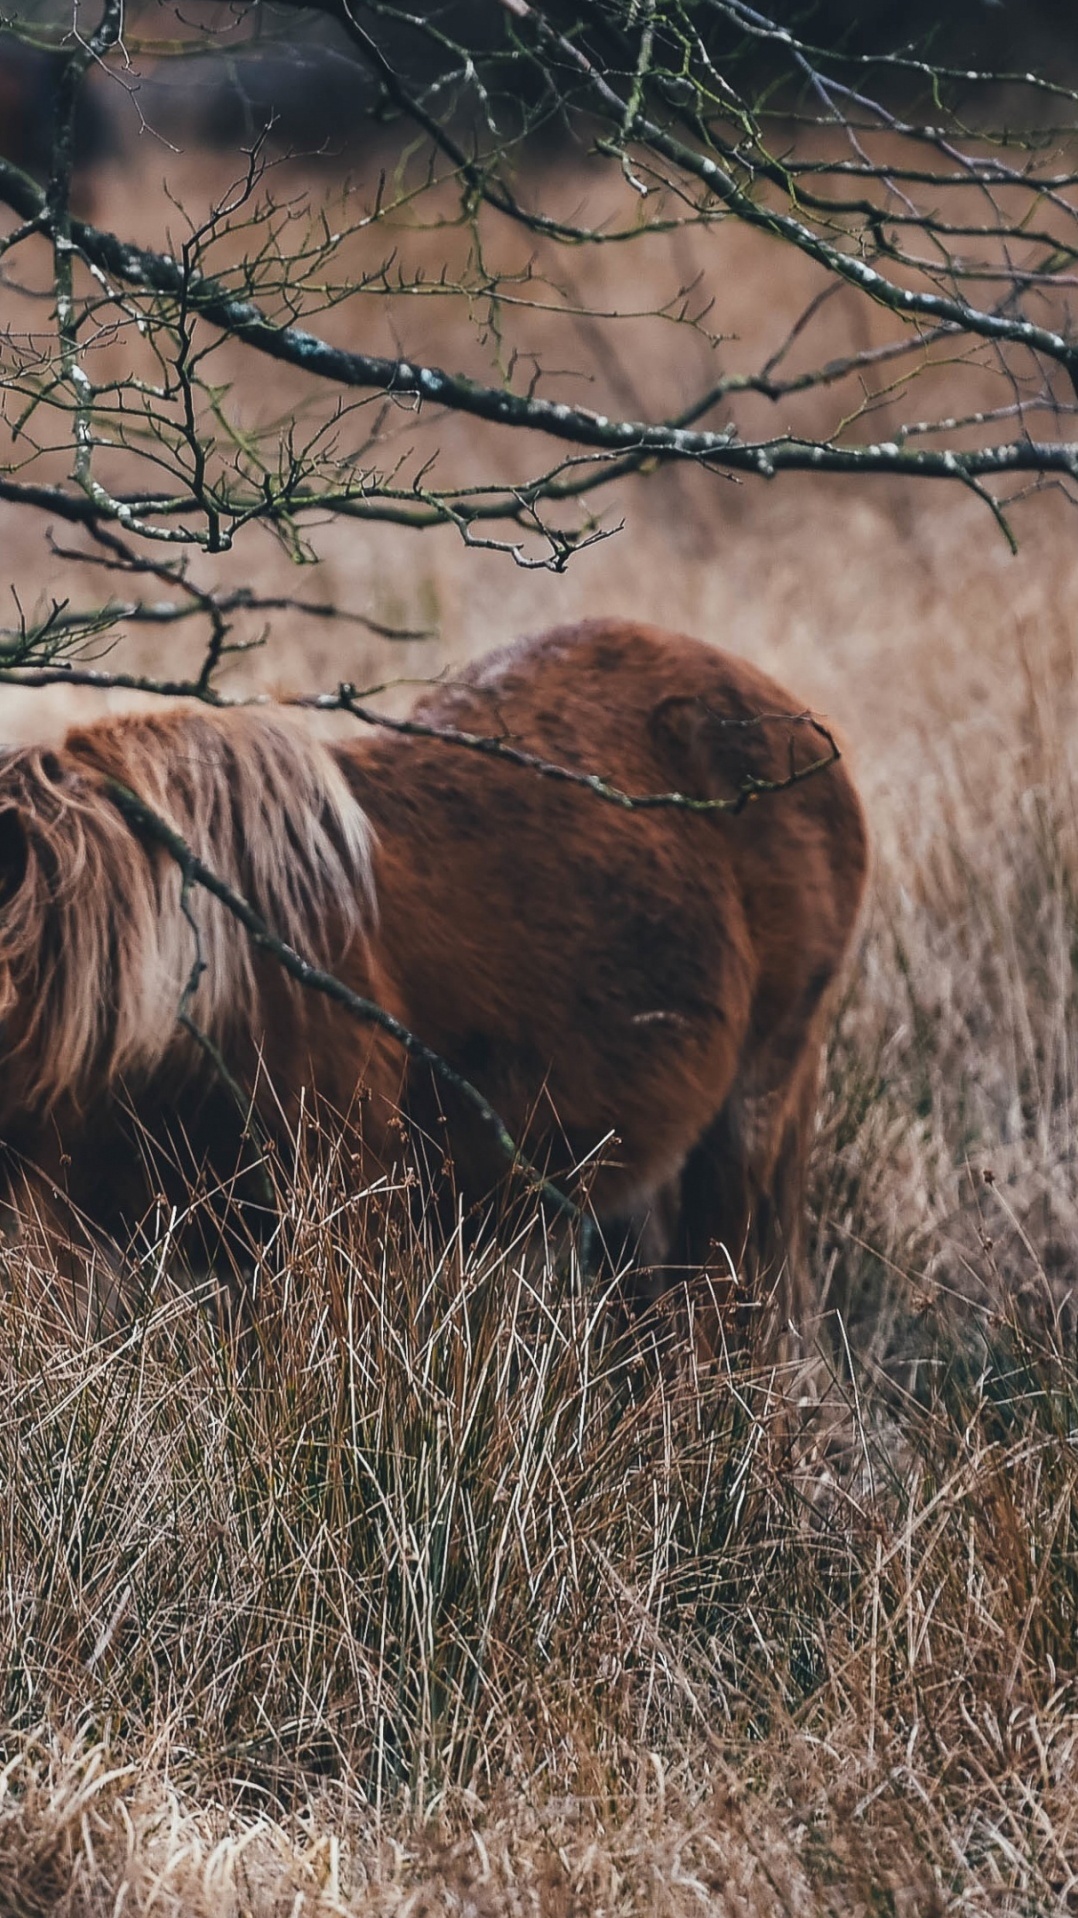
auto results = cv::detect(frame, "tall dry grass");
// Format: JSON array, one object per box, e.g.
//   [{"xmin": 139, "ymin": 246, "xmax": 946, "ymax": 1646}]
[
  {"xmin": 4, "ymin": 139, "xmax": 1078, "ymax": 1913},
  {"xmin": 1, "ymin": 620, "xmax": 1077, "ymax": 1913}
]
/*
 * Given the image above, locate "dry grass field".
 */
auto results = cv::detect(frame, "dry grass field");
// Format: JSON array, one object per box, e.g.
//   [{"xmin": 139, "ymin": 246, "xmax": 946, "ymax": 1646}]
[{"xmin": 3, "ymin": 129, "xmax": 1078, "ymax": 1913}]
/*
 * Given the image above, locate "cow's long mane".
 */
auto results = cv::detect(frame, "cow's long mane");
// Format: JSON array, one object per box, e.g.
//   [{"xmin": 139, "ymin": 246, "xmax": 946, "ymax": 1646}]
[{"xmin": 0, "ymin": 706, "xmax": 375, "ymax": 1117}]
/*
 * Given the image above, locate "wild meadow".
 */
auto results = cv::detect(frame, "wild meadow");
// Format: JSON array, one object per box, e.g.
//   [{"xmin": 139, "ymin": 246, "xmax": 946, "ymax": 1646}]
[{"xmin": 3, "ymin": 108, "xmax": 1078, "ymax": 1914}]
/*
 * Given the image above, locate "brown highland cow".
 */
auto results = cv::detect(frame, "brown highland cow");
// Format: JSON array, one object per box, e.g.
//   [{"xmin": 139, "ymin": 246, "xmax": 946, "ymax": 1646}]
[{"xmin": 0, "ymin": 620, "xmax": 868, "ymax": 1340}]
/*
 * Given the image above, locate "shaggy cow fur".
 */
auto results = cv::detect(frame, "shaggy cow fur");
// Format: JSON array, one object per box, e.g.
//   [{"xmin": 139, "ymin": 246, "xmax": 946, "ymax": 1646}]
[{"xmin": 0, "ymin": 620, "xmax": 869, "ymax": 1341}]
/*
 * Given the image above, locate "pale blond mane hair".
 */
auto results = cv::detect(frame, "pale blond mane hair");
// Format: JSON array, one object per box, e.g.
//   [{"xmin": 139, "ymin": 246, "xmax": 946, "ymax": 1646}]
[{"xmin": 0, "ymin": 706, "xmax": 375, "ymax": 1119}]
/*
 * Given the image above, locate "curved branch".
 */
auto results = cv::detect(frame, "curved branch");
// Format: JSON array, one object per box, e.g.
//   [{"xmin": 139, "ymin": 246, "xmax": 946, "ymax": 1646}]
[{"xmin": 3, "ymin": 155, "xmax": 1078, "ymax": 527}]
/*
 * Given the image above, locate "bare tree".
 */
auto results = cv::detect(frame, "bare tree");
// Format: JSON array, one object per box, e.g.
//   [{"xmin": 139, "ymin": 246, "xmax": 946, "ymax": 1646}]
[{"xmin": 0, "ymin": 0, "xmax": 1077, "ymax": 688}]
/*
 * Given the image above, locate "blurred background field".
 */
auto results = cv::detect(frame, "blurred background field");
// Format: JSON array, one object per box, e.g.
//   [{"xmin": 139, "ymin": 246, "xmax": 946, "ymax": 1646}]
[{"xmin": 3, "ymin": 9, "xmax": 1078, "ymax": 1911}]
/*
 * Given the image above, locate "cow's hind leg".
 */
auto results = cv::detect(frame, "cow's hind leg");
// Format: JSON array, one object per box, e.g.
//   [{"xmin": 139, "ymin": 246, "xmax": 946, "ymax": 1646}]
[
  {"xmin": 581, "ymin": 1180, "xmax": 690, "ymax": 1362},
  {"xmin": 669, "ymin": 1043, "xmax": 824, "ymax": 1362}
]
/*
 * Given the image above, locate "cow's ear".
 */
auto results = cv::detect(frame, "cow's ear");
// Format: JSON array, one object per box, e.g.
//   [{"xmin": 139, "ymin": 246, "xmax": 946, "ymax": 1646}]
[{"xmin": 0, "ymin": 808, "xmax": 29, "ymax": 906}]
